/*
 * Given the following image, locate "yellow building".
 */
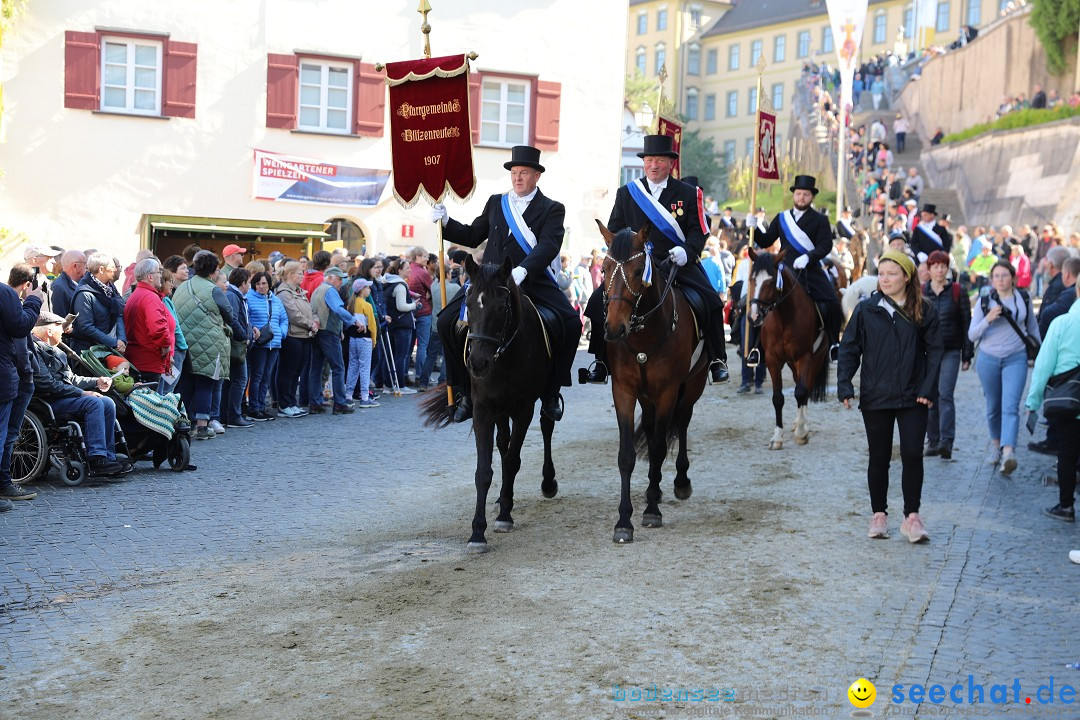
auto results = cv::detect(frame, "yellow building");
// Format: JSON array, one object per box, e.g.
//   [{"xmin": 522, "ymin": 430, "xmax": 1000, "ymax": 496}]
[{"xmin": 654, "ymin": 0, "xmax": 1010, "ymax": 174}]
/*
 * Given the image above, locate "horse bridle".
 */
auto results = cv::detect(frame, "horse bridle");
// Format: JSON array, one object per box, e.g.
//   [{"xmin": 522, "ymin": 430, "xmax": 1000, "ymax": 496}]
[
  {"xmin": 604, "ymin": 252, "xmax": 679, "ymax": 335},
  {"xmin": 748, "ymin": 262, "xmax": 793, "ymax": 326},
  {"xmin": 465, "ymin": 286, "xmax": 519, "ymax": 362}
]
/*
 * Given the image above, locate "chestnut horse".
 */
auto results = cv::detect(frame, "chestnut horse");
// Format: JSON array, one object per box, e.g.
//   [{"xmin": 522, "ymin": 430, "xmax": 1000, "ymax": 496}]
[
  {"xmin": 746, "ymin": 248, "xmax": 830, "ymax": 450},
  {"xmin": 596, "ymin": 222, "xmax": 709, "ymax": 544}
]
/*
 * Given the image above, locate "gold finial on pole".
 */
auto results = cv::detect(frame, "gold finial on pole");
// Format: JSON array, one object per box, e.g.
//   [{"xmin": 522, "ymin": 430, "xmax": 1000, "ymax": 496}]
[{"xmin": 418, "ymin": 0, "xmax": 433, "ymax": 59}]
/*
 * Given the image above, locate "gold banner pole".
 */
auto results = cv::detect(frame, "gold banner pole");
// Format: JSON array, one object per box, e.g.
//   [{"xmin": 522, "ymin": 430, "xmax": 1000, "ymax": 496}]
[
  {"xmin": 652, "ymin": 64, "xmax": 668, "ymax": 134},
  {"xmin": 745, "ymin": 58, "xmax": 766, "ymax": 370}
]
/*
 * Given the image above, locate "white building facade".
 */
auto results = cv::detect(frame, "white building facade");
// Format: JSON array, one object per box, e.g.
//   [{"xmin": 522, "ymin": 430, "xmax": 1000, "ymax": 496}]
[{"xmin": 0, "ymin": 0, "xmax": 626, "ymax": 265}]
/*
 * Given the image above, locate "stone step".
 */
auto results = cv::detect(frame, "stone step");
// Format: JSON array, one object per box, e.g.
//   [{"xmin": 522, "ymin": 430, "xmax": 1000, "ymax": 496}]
[{"xmin": 920, "ymin": 187, "xmax": 965, "ymax": 227}]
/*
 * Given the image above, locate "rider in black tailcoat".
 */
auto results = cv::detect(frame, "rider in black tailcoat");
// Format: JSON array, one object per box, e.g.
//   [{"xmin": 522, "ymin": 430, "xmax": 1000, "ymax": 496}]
[
  {"xmin": 908, "ymin": 203, "xmax": 953, "ymax": 262},
  {"xmin": 581, "ymin": 134, "xmax": 729, "ymax": 384},
  {"xmin": 432, "ymin": 145, "xmax": 581, "ymax": 423},
  {"xmin": 756, "ymin": 174, "xmax": 843, "ymax": 360}
]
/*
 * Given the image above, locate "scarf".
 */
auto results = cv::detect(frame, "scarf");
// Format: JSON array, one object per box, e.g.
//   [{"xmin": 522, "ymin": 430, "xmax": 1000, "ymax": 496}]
[{"xmin": 91, "ymin": 274, "xmax": 114, "ymax": 298}]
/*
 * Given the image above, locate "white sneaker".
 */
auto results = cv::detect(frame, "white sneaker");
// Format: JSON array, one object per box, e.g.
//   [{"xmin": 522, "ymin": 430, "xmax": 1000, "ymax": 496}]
[
  {"xmin": 1069, "ymin": 550, "xmax": 1080, "ymax": 565},
  {"xmin": 397, "ymin": 386, "xmax": 418, "ymax": 395},
  {"xmin": 1000, "ymin": 450, "xmax": 1017, "ymax": 475},
  {"xmin": 209, "ymin": 420, "xmax": 226, "ymax": 434}
]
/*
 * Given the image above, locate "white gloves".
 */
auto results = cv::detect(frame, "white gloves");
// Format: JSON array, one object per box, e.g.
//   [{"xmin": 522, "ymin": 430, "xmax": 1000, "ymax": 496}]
[
  {"xmin": 792, "ymin": 254, "xmax": 810, "ymax": 270},
  {"xmin": 917, "ymin": 252, "xmax": 928, "ymax": 263},
  {"xmin": 669, "ymin": 246, "xmax": 688, "ymax": 267},
  {"xmin": 430, "ymin": 204, "xmax": 447, "ymax": 223},
  {"xmin": 511, "ymin": 266, "xmax": 528, "ymax": 286}
]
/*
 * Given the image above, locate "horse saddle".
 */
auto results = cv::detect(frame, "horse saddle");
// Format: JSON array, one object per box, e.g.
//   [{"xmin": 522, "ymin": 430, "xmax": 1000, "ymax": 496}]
[
  {"xmin": 677, "ymin": 285, "xmax": 707, "ymax": 342},
  {"xmin": 525, "ymin": 298, "xmax": 562, "ymax": 360}
]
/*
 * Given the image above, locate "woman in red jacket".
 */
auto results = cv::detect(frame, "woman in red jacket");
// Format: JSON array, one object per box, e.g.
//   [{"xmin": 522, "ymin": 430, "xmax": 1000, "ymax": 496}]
[
  {"xmin": 1010, "ymin": 242, "xmax": 1032, "ymax": 290},
  {"xmin": 122, "ymin": 258, "xmax": 175, "ymax": 392}
]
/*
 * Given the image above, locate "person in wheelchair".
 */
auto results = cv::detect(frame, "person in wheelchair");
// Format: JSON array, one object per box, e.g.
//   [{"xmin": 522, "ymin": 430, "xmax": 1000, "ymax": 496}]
[{"xmin": 30, "ymin": 312, "xmax": 130, "ymax": 477}]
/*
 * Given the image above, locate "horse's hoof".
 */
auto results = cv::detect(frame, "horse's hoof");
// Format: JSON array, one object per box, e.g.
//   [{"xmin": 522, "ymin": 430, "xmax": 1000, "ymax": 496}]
[
  {"xmin": 493, "ymin": 520, "xmax": 514, "ymax": 533},
  {"xmin": 613, "ymin": 528, "xmax": 634, "ymax": 544},
  {"xmin": 541, "ymin": 482, "xmax": 558, "ymax": 499},
  {"xmin": 674, "ymin": 484, "xmax": 692, "ymax": 500},
  {"xmin": 768, "ymin": 441, "xmax": 783, "ymax": 450},
  {"xmin": 795, "ymin": 434, "xmax": 809, "ymax": 445},
  {"xmin": 642, "ymin": 513, "xmax": 663, "ymax": 528},
  {"xmin": 466, "ymin": 541, "xmax": 489, "ymax": 553}
]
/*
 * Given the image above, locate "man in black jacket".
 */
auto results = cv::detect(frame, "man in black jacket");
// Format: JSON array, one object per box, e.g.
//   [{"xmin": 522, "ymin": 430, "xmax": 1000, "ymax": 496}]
[
  {"xmin": 0, "ymin": 264, "xmax": 44, "ymax": 507},
  {"xmin": 581, "ymin": 134, "xmax": 729, "ymax": 384},
  {"xmin": 757, "ymin": 175, "xmax": 844, "ymax": 359},
  {"xmin": 908, "ymin": 204, "xmax": 953, "ymax": 262},
  {"xmin": 31, "ymin": 312, "xmax": 128, "ymax": 477},
  {"xmin": 432, "ymin": 145, "xmax": 581, "ymax": 423}
]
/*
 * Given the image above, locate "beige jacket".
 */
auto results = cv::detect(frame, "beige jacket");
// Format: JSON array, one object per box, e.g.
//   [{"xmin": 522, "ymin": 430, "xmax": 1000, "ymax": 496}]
[{"xmin": 276, "ymin": 282, "xmax": 316, "ymax": 339}]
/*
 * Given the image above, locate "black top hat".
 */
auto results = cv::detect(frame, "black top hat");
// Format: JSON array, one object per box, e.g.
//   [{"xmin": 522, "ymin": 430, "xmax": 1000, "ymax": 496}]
[
  {"xmin": 789, "ymin": 175, "xmax": 820, "ymax": 196},
  {"xmin": 636, "ymin": 134, "xmax": 679, "ymax": 159},
  {"xmin": 503, "ymin": 145, "xmax": 545, "ymax": 172},
  {"xmin": 681, "ymin": 175, "xmax": 700, "ymax": 189},
  {"xmin": 922, "ymin": 203, "xmax": 938, "ymax": 215}
]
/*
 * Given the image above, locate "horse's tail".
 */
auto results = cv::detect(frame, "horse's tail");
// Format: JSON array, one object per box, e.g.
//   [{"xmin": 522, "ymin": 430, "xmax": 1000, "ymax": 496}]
[
  {"xmin": 632, "ymin": 417, "xmax": 679, "ymax": 458},
  {"xmin": 419, "ymin": 383, "xmax": 455, "ymax": 428},
  {"xmin": 809, "ymin": 356, "xmax": 830, "ymax": 403}
]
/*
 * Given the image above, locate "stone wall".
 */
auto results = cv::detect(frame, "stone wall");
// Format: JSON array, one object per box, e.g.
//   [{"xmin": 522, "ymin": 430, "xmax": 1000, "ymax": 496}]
[
  {"xmin": 898, "ymin": 6, "xmax": 1077, "ymax": 141},
  {"xmin": 921, "ymin": 116, "xmax": 1080, "ymax": 229}
]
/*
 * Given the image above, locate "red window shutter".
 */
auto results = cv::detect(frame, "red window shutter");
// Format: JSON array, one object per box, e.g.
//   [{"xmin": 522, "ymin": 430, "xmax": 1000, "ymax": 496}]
[
  {"xmin": 162, "ymin": 41, "xmax": 197, "ymax": 118},
  {"xmin": 64, "ymin": 31, "xmax": 99, "ymax": 110},
  {"xmin": 266, "ymin": 53, "xmax": 298, "ymax": 129},
  {"xmin": 533, "ymin": 80, "xmax": 561, "ymax": 151},
  {"xmin": 353, "ymin": 62, "xmax": 384, "ymax": 137},
  {"xmin": 468, "ymin": 72, "xmax": 482, "ymax": 145}
]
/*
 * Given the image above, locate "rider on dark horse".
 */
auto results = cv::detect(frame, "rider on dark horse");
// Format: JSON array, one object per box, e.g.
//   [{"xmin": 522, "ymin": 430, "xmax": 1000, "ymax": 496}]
[
  {"xmin": 756, "ymin": 174, "xmax": 844, "ymax": 361},
  {"xmin": 432, "ymin": 145, "xmax": 581, "ymax": 424},
  {"xmin": 581, "ymin": 134, "xmax": 729, "ymax": 384}
]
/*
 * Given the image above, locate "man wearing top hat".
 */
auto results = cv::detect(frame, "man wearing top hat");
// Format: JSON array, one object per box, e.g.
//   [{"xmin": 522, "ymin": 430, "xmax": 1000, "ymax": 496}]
[
  {"xmin": 908, "ymin": 203, "xmax": 952, "ymax": 263},
  {"xmin": 756, "ymin": 174, "xmax": 843, "ymax": 360},
  {"xmin": 581, "ymin": 134, "xmax": 729, "ymax": 384},
  {"xmin": 431, "ymin": 145, "xmax": 581, "ymax": 423},
  {"xmin": 835, "ymin": 206, "xmax": 857, "ymax": 242}
]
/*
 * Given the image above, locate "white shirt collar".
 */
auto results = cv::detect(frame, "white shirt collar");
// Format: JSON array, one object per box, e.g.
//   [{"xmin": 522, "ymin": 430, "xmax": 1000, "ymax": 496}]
[
  {"xmin": 792, "ymin": 207, "xmax": 807, "ymax": 221},
  {"xmin": 647, "ymin": 177, "xmax": 668, "ymax": 196},
  {"xmin": 512, "ymin": 188, "xmax": 537, "ymax": 204}
]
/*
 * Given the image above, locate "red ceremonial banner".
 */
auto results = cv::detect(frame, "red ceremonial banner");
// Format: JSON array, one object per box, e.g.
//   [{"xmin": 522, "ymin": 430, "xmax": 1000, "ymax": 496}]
[
  {"xmin": 656, "ymin": 115, "xmax": 683, "ymax": 179},
  {"xmin": 757, "ymin": 109, "xmax": 780, "ymax": 181},
  {"xmin": 385, "ymin": 54, "xmax": 476, "ymax": 207}
]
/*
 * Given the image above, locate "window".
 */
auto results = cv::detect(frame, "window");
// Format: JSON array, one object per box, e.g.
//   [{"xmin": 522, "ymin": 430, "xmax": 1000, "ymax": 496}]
[
  {"xmin": 772, "ymin": 82, "xmax": 784, "ymax": 110},
  {"xmin": 966, "ymin": 0, "xmax": 981, "ymax": 25},
  {"xmin": 722, "ymin": 140, "xmax": 736, "ymax": 166},
  {"xmin": 689, "ymin": 4, "xmax": 703, "ymax": 29},
  {"xmin": 686, "ymin": 88, "xmax": 699, "ymax": 120},
  {"xmin": 704, "ymin": 93, "xmax": 716, "ymax": 121},
  {"xmin": 622, "ymin": 166, "xmax": 645, "ymax": 185},
  {"xmin": 101, "ymin": 37, "xmax": 162, "ymax": 115},
  {"xmin": 794, "ymin": 30, "xmax": 812, "ymax": 57},
  {"xmin": 745, "ymin": 137, "xmax": 754, "ymax": 159},
  {"xmin": 750, "ymin": 40, "xmax": 763, "ymax": 66},
  {"xmin": 655, "ymin": 43, "xmax": 666, "ymax": 75},
  {"xmin": 636, "ymin": 46, "xmax": 647, "ymax": 75},
  {"xmin": 874, "ymin": 12, "xmax": 887, "ymax": 44},
  {"xmin": 747, "ymin": 86, "xmax": 757, "ymax": 115},
  {"xmin": 298, "ymin": 60, "xmax": 353, "ymax": 133},
  {"xmin": 637, "ymin": 12, "xmax": 648, "ymax": 35},
  {"xmin": 726, "ymin": 90, "xmax": 738, "ymax": 117},
  {"xmin": 657, "ymin": 6, "xmax": 668, "ymax": 31},
  {"xmin": 936, "ymin": 1, "xmax": 950, "ymax": 32},
  {"xmin": 774, "ymin": 35, "xmax": 786, "ymax": 63},
  {"xmin": 728, "ymin": 43, "xmax": 740, "ymax": 70},
  {"xmin": 688, "ymin": 43, "xmax": 701, "ymax": 75},
  {"xmin": 822, "ymin": 26, "xmax": 834, "ymax": 53},
  {"xmin": 480, "ymin": 77, "xmax": 530, "ymax": 147},
  {"xmin": 706, "ymin": 48, "xmax": 718, "ymax": 74},
  {"xmin": 904, "ymin": 8, "xmax": 913, "ymax": 38}
]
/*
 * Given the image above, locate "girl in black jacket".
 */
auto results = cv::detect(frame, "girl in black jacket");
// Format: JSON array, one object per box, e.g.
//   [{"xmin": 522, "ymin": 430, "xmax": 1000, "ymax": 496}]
[{"xmin": 838, "ymin": 250, "xmax": 944, "ymax": 543}]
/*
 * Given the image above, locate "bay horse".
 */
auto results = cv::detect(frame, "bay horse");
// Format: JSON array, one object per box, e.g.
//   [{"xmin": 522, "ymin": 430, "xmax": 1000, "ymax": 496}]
[
  {"xmin": 746, "ymin": 248, "xmax": 830, "ymax": 450},
  {"xmin": 596, "ymin": 221, "xmax": 709, "ymax": 544},
  {"xmin": 421, "ymin": 256, "xmax": 557, "ymax": 551}
]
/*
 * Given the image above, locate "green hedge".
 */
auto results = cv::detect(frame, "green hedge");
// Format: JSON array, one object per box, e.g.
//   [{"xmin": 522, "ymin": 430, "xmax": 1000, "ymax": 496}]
[{"xmin": 942, "ymin": 104, "xmax": 1080, "ymax": 144}]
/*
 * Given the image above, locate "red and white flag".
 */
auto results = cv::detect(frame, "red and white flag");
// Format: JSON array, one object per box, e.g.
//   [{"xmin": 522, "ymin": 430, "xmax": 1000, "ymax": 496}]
[{"xmin": 757, "ymin": 110, "xmax": 779, "ymax": 181}]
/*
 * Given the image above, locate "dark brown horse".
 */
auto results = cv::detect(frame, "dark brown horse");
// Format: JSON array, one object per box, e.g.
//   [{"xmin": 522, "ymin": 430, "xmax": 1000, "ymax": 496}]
[
  {"xmin": 596, "ymin": 221, "xmax": 709, "ymax": 544},
  {"xmin": 746, "ymin": 248, "xmax": 830, "ymax": 450},
  {"xmin": 421, "ymin": 256, "xmax": 557, "ymax": 550}
]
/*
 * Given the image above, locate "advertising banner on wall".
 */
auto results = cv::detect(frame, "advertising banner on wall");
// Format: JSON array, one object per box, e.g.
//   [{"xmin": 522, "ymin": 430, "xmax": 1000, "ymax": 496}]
[{"xmin": 252, "ymin": 149, "xmax": 390, "ymax": 207}]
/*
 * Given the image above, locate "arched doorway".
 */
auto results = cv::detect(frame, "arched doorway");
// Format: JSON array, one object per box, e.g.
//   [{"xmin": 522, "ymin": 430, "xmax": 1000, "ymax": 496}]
[{"xmin": 325, "ymin": 217, "xmax": 365, "ymax": 255}]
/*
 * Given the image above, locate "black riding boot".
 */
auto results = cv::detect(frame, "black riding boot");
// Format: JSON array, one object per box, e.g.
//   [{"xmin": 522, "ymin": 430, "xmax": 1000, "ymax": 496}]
[
  {"xmin": 579, "ymin": 345, "xmax": 609, "ymax": 385},
  {"xmin": 453, "ymin": 387, "xmax": 472, "ymax": 423}
]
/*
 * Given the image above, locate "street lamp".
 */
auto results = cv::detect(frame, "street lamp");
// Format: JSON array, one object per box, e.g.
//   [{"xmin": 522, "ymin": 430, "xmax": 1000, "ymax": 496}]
[{"xmin": 634, "ymin": 102, "xmax": 655, "ymax": 132}]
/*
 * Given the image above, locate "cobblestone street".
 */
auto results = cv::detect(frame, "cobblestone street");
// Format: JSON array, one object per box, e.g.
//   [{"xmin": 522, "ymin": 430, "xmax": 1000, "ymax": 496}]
[{"xmin": 2, "ymin": 352, "xmax": 1078, "ymax": 719}]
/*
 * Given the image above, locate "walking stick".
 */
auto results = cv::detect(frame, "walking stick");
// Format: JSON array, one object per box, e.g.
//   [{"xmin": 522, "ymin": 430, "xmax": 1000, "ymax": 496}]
[{"xmin": 380, "ymin": 325, "xmax": 402, "ymax": 397}]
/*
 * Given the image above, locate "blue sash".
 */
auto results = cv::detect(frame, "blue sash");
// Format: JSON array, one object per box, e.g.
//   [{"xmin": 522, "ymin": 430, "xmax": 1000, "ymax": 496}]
[
  {"xmin": 500, "ymin": 194, "xmax": 558, "ymax": 286},
  {"xmin": 778, "ymin": 211, "xmax": 815, "ymax": 255},
  {"xmin": 915, "ymin": 224, "xmax": 944, "ymax": 249},
  {"xmin": 626, "ymin": 180, "xmax": 686, "ymax": 247}
]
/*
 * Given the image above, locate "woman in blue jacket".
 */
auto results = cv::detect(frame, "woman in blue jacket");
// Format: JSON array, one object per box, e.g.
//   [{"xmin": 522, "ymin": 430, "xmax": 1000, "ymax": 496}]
[{"xmin": 246, "ymin": 271, "xmax": 288, "ymax": 420}]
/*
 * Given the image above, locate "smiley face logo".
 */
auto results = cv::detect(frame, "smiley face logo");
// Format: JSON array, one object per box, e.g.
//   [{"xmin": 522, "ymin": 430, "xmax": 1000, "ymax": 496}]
[{"xmin": 848, "ymin": 678, "xmax": 877, "ymax": 709}]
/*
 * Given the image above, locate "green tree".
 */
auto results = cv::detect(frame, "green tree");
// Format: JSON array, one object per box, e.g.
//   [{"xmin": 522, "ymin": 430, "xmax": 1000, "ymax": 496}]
[
  {"xmin": 623, "ymin": 71, "xmax": 674, "ymax": 117},
  {"xmin": 679, "ymin": 129, "xmax": 725, "ymax": 197},
  {"xmin": 1030, "ymin": 0, "xmax": 1080, "ymax": 74}
]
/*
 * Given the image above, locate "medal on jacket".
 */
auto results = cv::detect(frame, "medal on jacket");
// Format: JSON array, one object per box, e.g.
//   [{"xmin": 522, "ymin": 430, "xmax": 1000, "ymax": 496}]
[
  {"xmin": 677, "ymin": 200, "xmax": 684, "ymax": 217},
  {"xmin": 670, "ymin": 203, "xmax": 678, "ymax": 218}
]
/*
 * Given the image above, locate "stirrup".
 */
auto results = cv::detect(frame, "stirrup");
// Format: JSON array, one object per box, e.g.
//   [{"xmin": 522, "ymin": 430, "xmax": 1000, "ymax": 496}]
[
  {"xmin": 829, "ymin": 343, "xmax": 840, "ymax": 363},
  {"xmin": 746, "ymin": 348, "xmax": 761, "ymax": 368}
]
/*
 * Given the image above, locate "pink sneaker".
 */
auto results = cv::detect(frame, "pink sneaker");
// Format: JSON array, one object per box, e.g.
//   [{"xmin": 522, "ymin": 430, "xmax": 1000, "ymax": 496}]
[
  {"xmin": 868, "ymin": 512, "xmax": 889, "ymax": 539},
  {"xmin": 900, "ymin": 513, "xmax": 929, "ymax": 543}
]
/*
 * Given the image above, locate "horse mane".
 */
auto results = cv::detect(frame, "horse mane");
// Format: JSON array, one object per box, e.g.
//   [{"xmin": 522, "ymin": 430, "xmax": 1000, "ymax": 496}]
[
  {"xmin": 607, "ymin": 228, "xmax": 639, "ymax": 262},
  {"xmin": 751, "ymin": 251, "xmax": 778, "ymax": 277}
]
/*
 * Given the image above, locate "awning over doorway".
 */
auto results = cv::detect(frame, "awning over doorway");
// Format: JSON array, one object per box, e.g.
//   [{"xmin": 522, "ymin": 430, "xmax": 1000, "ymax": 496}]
[{"xmin": 148, "ymin": 221, "xmax": 329, "ymax": 239}]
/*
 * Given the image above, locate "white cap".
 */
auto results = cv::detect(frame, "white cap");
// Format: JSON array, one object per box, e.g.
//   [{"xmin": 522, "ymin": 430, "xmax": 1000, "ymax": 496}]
[{"xmin": 23, "ymin": 243, "xmax": 64, "ymax": 260}]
